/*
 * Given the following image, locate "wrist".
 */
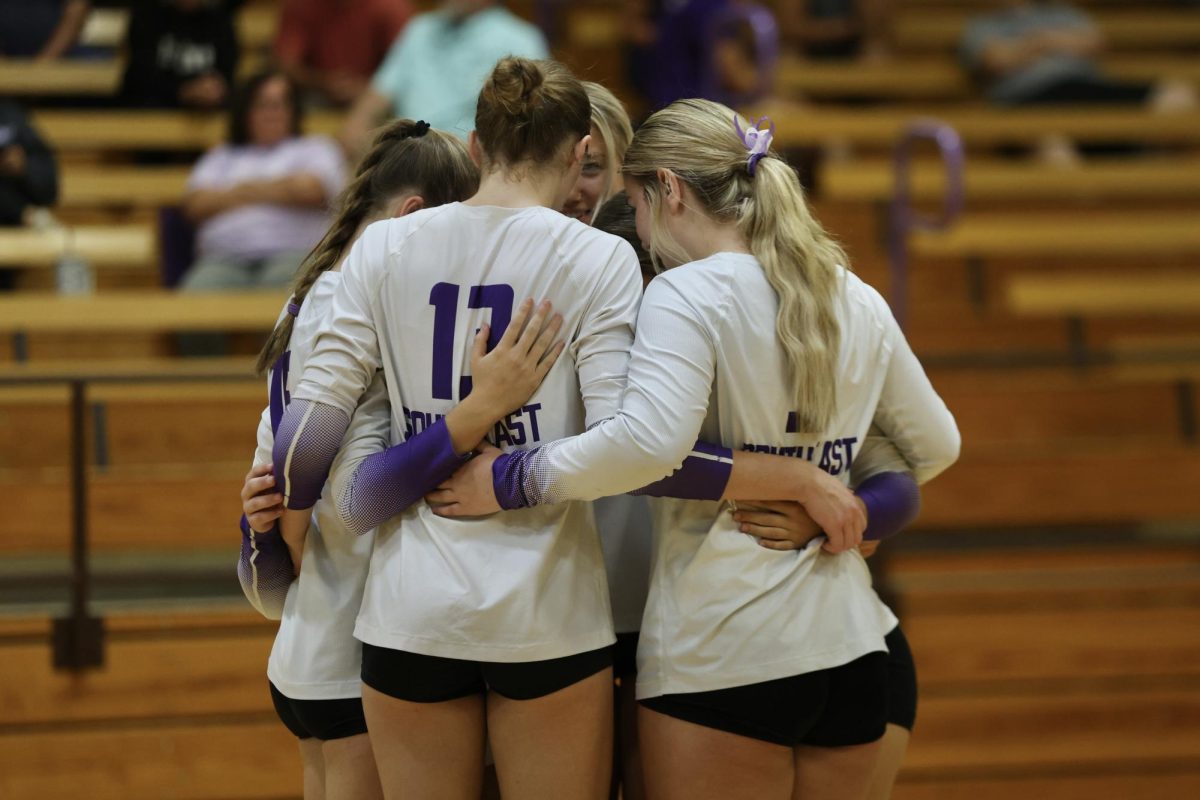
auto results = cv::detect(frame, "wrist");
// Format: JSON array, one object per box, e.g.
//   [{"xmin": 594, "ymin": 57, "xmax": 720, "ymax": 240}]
[{"xmin": 445, "ymin": 395, "xmax": 499, "ymax": 455}]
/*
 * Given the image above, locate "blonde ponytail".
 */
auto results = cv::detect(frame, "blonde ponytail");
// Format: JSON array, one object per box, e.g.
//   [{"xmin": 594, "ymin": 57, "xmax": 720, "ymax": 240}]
[{"xmin": 622, "ymin": 99, "xmax": 845, "ymax": 433}]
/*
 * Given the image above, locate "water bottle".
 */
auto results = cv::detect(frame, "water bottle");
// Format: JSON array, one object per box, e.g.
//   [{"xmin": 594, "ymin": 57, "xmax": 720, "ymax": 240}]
[
  {"xmin": 55, "ymin": 253, "xmax": 95, "ymax": 294},
  {"xmin": 54, "ymin": 227, "xmax": 95, "ymax": 295}
]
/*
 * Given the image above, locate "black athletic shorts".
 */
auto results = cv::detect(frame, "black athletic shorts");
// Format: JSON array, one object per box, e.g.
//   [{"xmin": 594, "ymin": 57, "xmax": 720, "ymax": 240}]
[
  {"xmin": 361, "ymin": 642, "xmax": 613, "ymax": 703},
  {"xmin": 885, "ymin": 625, "xmax": 918, "ymax": 732},
  {"xmin": 613, "ymin": 632, "xmax": 640, "ymax": 679},
  {"xmin": 269, "ymin": 682, "xmax": 369, "ymax": 741},
  {"xmin": 640, "ymin": 650, "xmax": 888, "ymax": 748}
]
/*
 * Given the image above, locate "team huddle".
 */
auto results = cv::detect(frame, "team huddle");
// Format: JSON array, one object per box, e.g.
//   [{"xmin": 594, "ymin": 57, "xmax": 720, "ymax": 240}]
[{"xmin": 236, "ymin": 55, "xmax": 960, "ymax": 800}]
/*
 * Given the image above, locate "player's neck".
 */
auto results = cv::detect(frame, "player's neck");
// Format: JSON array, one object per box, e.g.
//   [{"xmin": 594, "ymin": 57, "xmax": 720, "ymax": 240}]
[
  {"xmin": 679, "ymin": 219, "xmax": 752, "ymax": 263},
  {"xmin": 467, "ymin": 170, "xmax": 564, "ymax": 210}
]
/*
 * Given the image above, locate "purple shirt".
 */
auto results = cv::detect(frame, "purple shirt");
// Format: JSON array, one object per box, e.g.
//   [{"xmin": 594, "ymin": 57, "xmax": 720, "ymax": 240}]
[
  {"xmin": 643, "ymin": 0, "xmax": 730, "ymax": 109},
  {"xmin": 187, "ymin": 135, "xmax": 347, "ymax": 260}
]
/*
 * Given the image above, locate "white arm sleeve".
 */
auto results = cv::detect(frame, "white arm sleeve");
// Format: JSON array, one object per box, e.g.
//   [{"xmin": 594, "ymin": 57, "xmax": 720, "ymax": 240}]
[
  {"xmin": 498, "ymin": 277, "xmax": 715, "ymax": 505},
  {"xmin": 292, "ymin": 223, "xmax": 386, "ymax": 415},
  {"xmin": 850, "ymin": 424, "xmax": 913, "ymax": 484},
  {"xmin": 872, "ymin": 318, "xmax": 961, "ymax": 484}
]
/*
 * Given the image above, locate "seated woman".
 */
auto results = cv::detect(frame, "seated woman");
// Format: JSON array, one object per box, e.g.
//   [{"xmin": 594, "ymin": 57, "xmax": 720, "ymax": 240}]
[
  {"xmin": 180, "ymin": 71, "xmax": 347, "ymax": 292},
  {"xmin": 961, "ymin": 0, "xmax": 1196, "ymax": 162}
]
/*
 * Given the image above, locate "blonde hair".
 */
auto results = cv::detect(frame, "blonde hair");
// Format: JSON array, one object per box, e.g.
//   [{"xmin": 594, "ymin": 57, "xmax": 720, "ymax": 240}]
[
  {"xmin": 583, "ymin": 82, "xmax": 633, "ymax": 219},
  {"xmin": 622, "ymin": 99, "xmax": 845, "ymax": 433},
  {"xmin": 256, "ymin": 120, "xmax": 478, "ymax": 375}
]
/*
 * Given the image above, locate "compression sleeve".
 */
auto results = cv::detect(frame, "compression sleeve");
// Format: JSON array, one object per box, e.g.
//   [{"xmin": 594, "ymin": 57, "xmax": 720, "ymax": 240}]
[
  {"xmin": 494, "ymin": 277, "xmax": 717, "ymax": 508},
  {"xmin": 237, "ymin": 516, "xmax": 294, "ymax": 620},
  {"xmin": 630, "ymin": 440, "xmax": 734, "ymax": 500},
  {"xmin": 336, "ymin": 417, "xmax": 470, "ymax": 535},
  {"xmin": 272, "ymin": 398, "xmax": 351, "ymax": 510},
  {"xmin": 859, "ymin": 472, "xmax": 921, "ymax": 541},
  {"xmin": 276, "ymin": 224, "xmax": 389, "ymax": 508}
]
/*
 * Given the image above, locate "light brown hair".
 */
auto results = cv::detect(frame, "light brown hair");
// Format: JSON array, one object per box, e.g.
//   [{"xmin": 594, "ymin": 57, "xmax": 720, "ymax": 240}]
[
  {"xmin": 474, "ymin": 57, "xmax": 591, "ymax": 169},
  {"xmin": 256, "ymin": 120, "xmax": 479, "ymax": 375}
]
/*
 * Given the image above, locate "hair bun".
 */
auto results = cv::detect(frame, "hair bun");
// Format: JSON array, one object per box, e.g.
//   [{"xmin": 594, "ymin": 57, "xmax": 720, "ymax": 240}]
[
  {"xmin": 411, "ymin": 120, "xmax": 431, "ymax": 137},
  {"xmin": 489, "ymin": 56, "xmax": 546, "ymax": 117}
]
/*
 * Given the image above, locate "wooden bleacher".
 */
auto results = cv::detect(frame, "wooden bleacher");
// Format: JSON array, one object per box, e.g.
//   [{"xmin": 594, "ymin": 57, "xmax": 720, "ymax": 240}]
[
  {"xmin": 911, "ymin": 211, "xmax": 1200, "ymax": 260},
  {"xmin": 820, "ymin": 157, "xmax": 1200, "ymax": 204},
  {"xmin": 1007, "ymin": 272, "xmax": 1200, "ymax": 318},
  {"xmin": 894, "ymin": 9, "xmax": 1200, "ymax": 52},
  {"xmin": 60, "ymin": 167, "xmax": 190, "ymax": 209},
  {"xmin": 0, "ymin": 226, "xmax": 155, "ymax": 269},
  {"xmin": 2, "ymin": 1, "xmax": 1199, "ymax": 797},
  {"xmin": 778, "ymin": 54, "xmax": 1200, "ymax": 102},
  {"xmin": 0, "ymin": 291, "xmax": 288, "ymax": 333}
]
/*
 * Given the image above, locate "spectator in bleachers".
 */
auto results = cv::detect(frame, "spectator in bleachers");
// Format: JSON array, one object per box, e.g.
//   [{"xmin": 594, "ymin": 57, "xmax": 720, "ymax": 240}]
[
  {"xmin": 179, "ymin": 71, "xmax": 347, "ymax": 293},
  {"xmin": 962, "ymin": 0, "xmax": 1196, "ymax": 110},
  {"xmin": 275, "ymin": 0, "xmax": 414, "ymax": 108},
  {"xmin": 119, "ymin": 0, "xmax": 238, "ymax": 110},
  {"xmin": 630, "ymin": 0, "xmax": 775, "ymax": 111},
  {"xmin": 780, "ymin": 0, "xmax": 893, "ymax": 61},
  {"xmin": 0, "ymin": 101, "xmax": 58, "ymax": 290},
  {"xmin": 962, "ymin": 0, "xmax": 1197, "ymax": 163},
  {"xmin": 339, "ymin": 0, "xmax": 547, "ymax": 156},
  {"xmin": 0, "ymin": 0, "xmax": 90, "ymax": 59}
]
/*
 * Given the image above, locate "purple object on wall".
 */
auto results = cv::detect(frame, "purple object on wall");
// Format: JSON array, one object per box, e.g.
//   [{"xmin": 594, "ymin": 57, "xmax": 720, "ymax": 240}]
[
  {"xmin": 887, "ymin": 121, "xmax": 965, "ymax": 329},
  {"xmin": 158, "ymin": 205, "xmax": 195, "ymax": 288},
  {"xmin": 702, "ymin": 3, "xmax": 780, "ymax": 106}
]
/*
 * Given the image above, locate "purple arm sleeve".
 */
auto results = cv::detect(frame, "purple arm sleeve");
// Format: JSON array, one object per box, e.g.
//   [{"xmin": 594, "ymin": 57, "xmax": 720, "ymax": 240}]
[
  {"xmin": 272, "ymin": 398, "xmax": 351, "ymax": 510},
  {"xmin": 858, "ymin": 472, "xmax": 921, "ymax": 542},
  {"xmin": 630, "ymin": 440, "xmax": 734, "ymax": 499},
  {"xmin": 338, "ymin": 417, "xmax": 472, "ymax": 535},
  {"xmin": 236, "ymin": 515, "xmax": 295, "ymax": 620},
  {"xmin": 492, "ymin": 439, "xmax": 734, "ymax": 510}
]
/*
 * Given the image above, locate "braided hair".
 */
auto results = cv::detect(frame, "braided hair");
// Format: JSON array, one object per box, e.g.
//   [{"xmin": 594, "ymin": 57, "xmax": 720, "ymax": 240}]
[{"xmin": 256, "ymin": 120, "xmax": 479, "ymax": 375}]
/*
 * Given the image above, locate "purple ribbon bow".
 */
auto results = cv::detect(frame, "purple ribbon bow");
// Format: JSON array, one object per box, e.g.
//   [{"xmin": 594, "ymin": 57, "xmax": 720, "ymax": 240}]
[{"xmin": 732, "ymin": 114, "xmax": 775, "ymax": 176}]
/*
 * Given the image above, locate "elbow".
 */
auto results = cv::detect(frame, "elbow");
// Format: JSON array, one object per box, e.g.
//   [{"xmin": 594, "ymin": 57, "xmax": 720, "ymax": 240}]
[{"xmin": 916, "ymin": 424, "xmax": 961, "ymax": 484}]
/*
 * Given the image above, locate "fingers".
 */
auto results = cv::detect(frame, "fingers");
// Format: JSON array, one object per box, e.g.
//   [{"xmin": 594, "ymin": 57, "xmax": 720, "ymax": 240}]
[
  {"xmin": 471, "ymin": 323, "xmax": 490, "ymax": 363},
  {"xmin": 515, "ymin": 300, "xmax": 554, "ymax": 355},
  {"xmin": 535, "ymin": 340, "xmax": 567, "ymax": 381},
  {"xmin": 732, "ymin": 509, "xmax": 787, "ymax": 528},
  {"xmin": 475, "ymin": 441, "xmax": 502, "ymax": 455},
  {"xmin": 247, "ymin": 507, "xmax": 283, "ymax": 532},
  {"xmin": 531, "ymin": 312, "xmax": 564, "ymax": 362},
  {"xmin": 498, "ymin": 298, "xmax": 535, "ymax": 350},
  {"xmin": 241, "ymin": 468, "xmax": 276, "ymax": 502},
  {"xmin": 755, "ymin": 537, "xmax": 803, "ymax": 551},
  {"xmin": 430, "ymin": 503, "xmax": 464, "ymax": 518},
  {"xmin": 244, "ymin": 492, "xmax": 283, "ymax": 515},
  {"xmin": 858, "ymin": 541, "xmax": 880, "ymax": 558}
]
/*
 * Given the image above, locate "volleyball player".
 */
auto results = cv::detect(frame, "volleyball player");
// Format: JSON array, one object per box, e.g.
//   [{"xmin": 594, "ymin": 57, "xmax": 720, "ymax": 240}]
[
  {"xmin": 237, "ymin": 119, "xmax": 561, "ymax": 800},
  {"xmin": 269, "ymin": 57, "xmax": 647, "ymax": 800},
  {"xmin": 433, "ymin": 99, "xmax": 959, "ymax": 800}
]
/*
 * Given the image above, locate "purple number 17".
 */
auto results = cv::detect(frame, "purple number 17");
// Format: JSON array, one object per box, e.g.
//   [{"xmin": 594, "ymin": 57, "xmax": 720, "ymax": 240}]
[{"xmin": 429, "ymin": 282, "xmax": 515, "ymax": 400}]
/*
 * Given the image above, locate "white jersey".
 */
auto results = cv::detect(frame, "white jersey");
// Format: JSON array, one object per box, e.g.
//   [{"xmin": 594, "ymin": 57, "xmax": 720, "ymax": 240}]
[
  {"xmin": 294, "ymin": 203, "xmax": 643, "ymax": 662},
  {"xmin": 595, "ymin": 495, "xmax": 654, "ymax": 634},
  {"xmin": 503, "ymin": 253, "xmax": 960, "ymax": 697},
  {"xmin": 252, "ymin": 272, "xmax": 382, "ymax": 700}
]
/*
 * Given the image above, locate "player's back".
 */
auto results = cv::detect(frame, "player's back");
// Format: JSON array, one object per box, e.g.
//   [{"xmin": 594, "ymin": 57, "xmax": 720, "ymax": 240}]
[
  {"xmin": 637, "ymin": 254, "xmax": 929, "ymax": 698},
  {"xmin": 342, "ymin": 202, "xmax": 643, "ymax": 662}
]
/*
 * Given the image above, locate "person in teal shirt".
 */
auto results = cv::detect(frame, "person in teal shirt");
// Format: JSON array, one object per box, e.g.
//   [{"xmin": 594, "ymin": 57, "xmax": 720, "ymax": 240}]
[{"xmin": 340, "ymin": 0, "xmax": 548, "ymax": 156}]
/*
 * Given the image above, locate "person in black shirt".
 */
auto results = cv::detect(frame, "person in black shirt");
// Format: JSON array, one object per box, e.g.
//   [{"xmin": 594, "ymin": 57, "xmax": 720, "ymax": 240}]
[
  {"xmin": 119, "ymin": 0, "xmax": 239, "ymax": 109},
  {"xmin": 0, "ymin": 101, "xmax": 59, "ymax": 289}
]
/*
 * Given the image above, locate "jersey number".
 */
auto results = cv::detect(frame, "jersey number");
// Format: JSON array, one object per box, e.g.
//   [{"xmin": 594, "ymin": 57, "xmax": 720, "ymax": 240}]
[{"xmin": 429, "ymin": 282, "xmax": 515, "ymax": 400}]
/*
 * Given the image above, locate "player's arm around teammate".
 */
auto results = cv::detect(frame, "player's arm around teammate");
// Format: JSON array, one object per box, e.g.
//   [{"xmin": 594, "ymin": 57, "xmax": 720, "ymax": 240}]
[{"xmin": 434, "ymin": 99, "xmax": 959, "ymax": 800}]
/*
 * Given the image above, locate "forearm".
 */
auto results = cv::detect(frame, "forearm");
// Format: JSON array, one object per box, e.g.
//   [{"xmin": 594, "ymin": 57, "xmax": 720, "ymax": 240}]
[
  {"xmin": 272, "ymin": 398, "xmax": 352, "ymax": 510},
  {"xmin": 37, "ymin": 0, "xmax": 89, "ymax": 59},
  {"xmin": 242, "ymin": 174, "xmax": 328, "ymax": 208},
  {"xmin": 858, "ymin": 471, "xmax": 920, "ymax": 541},
  {"xmin": 337, "ymin": 417, "xmax": 471, "ymax": 535},
  {"xmin": 183, "ymin": 188, "xmax": 247, "ymax": 223},
  {"xmin": 237, "ymin": 516, "xmax": 295, "ymax": 620}
]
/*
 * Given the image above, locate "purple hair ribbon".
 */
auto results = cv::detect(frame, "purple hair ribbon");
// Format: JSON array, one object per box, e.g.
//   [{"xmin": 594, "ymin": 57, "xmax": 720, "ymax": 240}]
[
  {"xmin": 733, "ymin": 114, "xmax": 775, "ymax": 176},
  {"xmin": 286, "ymin": 302, "xmax": 301, "ymax": 317}
]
